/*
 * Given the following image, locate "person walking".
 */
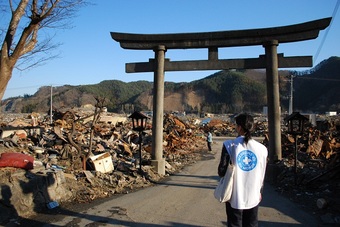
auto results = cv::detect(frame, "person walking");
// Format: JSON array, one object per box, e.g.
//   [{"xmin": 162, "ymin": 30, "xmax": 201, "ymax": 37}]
[
  {"xmin": 218, "ymin": 113, "xmax": 268, "ymax": 227},
  {"xmin": 206, "ymin": 131, "xmax": 213, "ymax": 151}
]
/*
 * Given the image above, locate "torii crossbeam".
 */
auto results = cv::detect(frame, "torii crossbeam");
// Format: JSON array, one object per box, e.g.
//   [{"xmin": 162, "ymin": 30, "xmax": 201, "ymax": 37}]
[{"xmin": 111, "ymin": 17, "xmax": 331, "ymax": 175}]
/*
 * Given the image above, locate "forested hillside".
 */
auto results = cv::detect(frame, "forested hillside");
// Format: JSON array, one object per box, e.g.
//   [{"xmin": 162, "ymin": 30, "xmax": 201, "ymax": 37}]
[
  {"xmin": 1, "ymin": 56, "xmax": 339, "ymax": 114},
  {"xmin": 294, "ymin": 57, "xmax": 340, "ymax": 113}
]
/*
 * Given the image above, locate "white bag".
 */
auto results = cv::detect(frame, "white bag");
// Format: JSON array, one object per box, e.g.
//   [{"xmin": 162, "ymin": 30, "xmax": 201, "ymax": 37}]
[{"xmin": 214, "ymin": 160, "xmax": 234, "ymax": 203}]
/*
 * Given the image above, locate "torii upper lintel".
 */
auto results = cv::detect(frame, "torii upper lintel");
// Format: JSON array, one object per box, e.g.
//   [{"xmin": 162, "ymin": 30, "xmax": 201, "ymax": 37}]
[{"xmin": 111, "ymin": 17, "xmax": 331, "ymax": 50}]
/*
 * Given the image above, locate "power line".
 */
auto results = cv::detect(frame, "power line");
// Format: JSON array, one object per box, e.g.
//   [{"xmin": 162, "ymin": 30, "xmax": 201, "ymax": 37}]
[
  {"xmin": 295, "ymin": 77, "xmax": 340, "ymax": 82},
  {"xmin": 314, "ymin": 0, "xmax": 340, "ymax": 63},
  {"xmin": 5, "ymin": 85, "xmax": 42, "ymax": 90},
  {"xmin": 6, "ymin": 84, "xmax": 65, "ymax": 91}
]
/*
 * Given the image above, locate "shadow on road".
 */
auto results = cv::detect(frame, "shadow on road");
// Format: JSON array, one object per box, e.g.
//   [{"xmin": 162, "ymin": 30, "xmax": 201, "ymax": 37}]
[
  {"xmin": 155, "ymin": 173, "xmax": 218, "ymax": 190},
  {"xmin": 12, "ymin": 205, "xmax": 208, "ymax": 227}
]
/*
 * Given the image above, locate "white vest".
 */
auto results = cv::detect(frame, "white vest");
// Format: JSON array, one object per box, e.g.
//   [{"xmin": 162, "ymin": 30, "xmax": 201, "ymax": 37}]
[{"xmin": 223, "ymin": 136, "xmax": 268, "ymax": 209}]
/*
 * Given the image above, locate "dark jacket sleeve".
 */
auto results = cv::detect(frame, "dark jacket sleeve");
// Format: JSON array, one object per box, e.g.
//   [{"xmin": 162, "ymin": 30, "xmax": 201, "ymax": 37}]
[{"xmin": 218, "ymin": 144, "xmax": 230, "ymax": 177}]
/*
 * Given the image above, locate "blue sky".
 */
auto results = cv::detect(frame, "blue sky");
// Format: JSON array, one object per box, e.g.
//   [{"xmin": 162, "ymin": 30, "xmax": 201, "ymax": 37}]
[{"xmin": 4, "ymin": 0, "xmax": 339, "ymax": 99}]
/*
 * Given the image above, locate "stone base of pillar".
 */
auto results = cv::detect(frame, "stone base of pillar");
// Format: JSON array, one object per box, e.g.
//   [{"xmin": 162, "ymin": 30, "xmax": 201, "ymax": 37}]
[
  {"xmin": 265, "ymin": 163, "xmax": 280, "ymax": 184},
  {"xmin": 151, "ymin": 158, "xmax": 165, "ymax": 175}
]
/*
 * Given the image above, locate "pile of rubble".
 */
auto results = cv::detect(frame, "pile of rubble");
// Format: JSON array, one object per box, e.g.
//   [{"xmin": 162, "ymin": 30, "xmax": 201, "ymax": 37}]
[
  {"xmin": 277, "ymin": 115, "xmax": 340, "ymax": 225},
  {"xmin": 0, "ymin": 106, "xmax": 207, "ymax": 222}
]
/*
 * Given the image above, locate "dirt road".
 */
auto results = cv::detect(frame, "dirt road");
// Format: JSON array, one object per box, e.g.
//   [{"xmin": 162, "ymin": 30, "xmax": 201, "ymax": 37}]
[{"xmin": 13, "ymin": 137, "xmax": 320, "ymax": 227}]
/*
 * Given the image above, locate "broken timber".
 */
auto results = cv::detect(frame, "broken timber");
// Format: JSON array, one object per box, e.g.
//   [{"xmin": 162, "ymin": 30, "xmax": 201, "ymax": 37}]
[{"xmin": 111, "ymin": 17, "xmax": 332, "ymax": 174}]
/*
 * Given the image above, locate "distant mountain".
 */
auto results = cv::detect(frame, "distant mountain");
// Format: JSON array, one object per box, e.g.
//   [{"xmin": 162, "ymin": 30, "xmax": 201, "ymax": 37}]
[
  {"xmin": 1, "ymin": 57, "xmax": 339, "ymax": 114},
  {"xmin": 293, "ymin": 56, "xmax": 340, "ymax": 113}
]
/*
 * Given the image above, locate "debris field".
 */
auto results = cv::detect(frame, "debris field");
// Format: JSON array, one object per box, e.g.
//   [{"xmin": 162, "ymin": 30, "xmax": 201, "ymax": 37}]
[{"xmin": 0, "ymin": 107, "xmax": 339, "ymax": 225}]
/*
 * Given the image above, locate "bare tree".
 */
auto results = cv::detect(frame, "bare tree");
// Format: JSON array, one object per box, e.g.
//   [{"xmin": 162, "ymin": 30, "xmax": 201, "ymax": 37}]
[{"xmin": 0, "ymin": 0, "xmax": 88, "ymax": 100}]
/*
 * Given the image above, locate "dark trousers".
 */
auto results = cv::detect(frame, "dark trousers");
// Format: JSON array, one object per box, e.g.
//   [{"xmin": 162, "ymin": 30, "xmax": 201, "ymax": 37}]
[
  {"xmin": 207, "ymin": 142, "xmax": 212, "ymax": 151},
  {"xmin": 226, "ymin": 202, "xmax": 259, "ymax": 227}
]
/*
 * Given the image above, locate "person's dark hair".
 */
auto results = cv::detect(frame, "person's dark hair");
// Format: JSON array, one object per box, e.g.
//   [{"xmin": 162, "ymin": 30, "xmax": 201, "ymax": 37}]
[{"xmin": 235, "ymin": 113, "xmax": 254, "ymax": 144}]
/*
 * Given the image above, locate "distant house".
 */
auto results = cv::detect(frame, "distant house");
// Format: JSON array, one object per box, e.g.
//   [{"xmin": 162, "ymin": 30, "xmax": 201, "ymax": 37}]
[
  {"xmin": 142, "ymin": 111, "xmax": 153, "ymax": 117},
  {"xmin": 200, "ymin": 112, "xmax": 214, "ymax": 118},
  {"xmin": 99, "ymin": 115, "xmax": 127, "ymax": 125},
  {"xmin": 325, "ymin": 111, "xmax": 337, "ymax": 116}
]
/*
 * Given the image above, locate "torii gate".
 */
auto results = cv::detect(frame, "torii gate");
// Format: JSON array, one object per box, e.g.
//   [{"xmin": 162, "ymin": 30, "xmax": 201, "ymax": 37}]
[{"xmin": 111, "ymin": 17, "xmax": 331, "ymax": 175}]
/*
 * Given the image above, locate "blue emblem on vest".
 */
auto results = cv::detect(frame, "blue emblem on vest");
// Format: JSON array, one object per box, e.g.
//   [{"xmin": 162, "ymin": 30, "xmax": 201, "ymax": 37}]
[{"xmin": 237, "ymin": 150, "xmax": 257, "ymax": 171}]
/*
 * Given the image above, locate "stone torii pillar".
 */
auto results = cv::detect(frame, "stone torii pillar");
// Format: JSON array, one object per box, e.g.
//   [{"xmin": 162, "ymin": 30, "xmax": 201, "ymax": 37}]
[
  {"xmin": 151, "ymin": 45, "xmax": 166, "ymax": 174},
  {"xmin": 264, "ymin": 40, "xmax": 282, "ymax": 161},
  {"xmin": 111, "ymin": 17, "xmax": 331, "ymax": 175}
]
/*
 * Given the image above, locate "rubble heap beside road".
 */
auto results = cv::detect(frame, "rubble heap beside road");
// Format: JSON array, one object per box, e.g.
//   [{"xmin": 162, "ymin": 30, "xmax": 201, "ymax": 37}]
[
  {"xmin": 0, "ymin": 107, "xmax": 208, "ymax": 223},
  {"xmin": 276, "ymin": 115, "xmax": 340, "ymax": 225}
]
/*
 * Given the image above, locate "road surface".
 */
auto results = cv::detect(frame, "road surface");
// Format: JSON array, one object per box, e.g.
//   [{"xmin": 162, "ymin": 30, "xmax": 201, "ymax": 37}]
[{"xmin": 14, "ymin": 137, "xmax": 320, "ymax": 227}]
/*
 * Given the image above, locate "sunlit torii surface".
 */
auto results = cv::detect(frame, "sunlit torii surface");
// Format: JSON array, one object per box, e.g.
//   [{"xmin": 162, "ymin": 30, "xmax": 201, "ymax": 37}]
[{"xmin": 111, "ymin": 17, "xmax": 331, "ymax": 175}]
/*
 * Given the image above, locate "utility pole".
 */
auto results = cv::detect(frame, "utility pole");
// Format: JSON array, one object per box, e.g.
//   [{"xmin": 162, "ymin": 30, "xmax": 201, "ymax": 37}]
[
  {"xmin": 50, "ymin": 85, "xmax": 53, "ymax": 124},
  {"xmin": 288, "ymin": 75, "xmax": 295, "ymax": 114}
]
